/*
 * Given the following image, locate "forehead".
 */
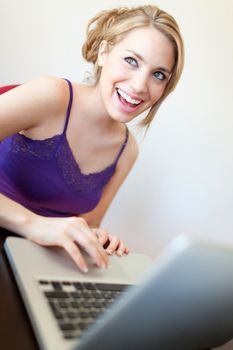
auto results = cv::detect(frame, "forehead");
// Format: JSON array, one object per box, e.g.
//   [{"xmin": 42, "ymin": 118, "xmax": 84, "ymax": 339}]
[{"xmin": 112, "ymin": 26, "xmax": 175, "ymax": 68}]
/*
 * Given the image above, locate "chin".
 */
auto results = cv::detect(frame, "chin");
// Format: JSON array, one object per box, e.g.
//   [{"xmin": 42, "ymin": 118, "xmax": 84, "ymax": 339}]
[{"xmin": 109, "ymin": 111, "xmax": 137, "ymax": 124}]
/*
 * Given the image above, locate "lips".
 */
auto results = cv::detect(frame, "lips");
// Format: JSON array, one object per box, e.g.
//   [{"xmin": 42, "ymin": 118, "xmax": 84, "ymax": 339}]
[
  {"xmin": 117, "ymin": 88, "xmax": 142, "ymax": 105},
  {"xmin": 116, "ymin": 88, "xmax": 143, "ymax": 113}
]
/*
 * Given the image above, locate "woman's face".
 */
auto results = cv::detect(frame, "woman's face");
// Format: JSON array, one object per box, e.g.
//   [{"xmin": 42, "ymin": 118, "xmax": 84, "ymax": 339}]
[{"xmin": 97, "ymin": 25, "xmax": 175, "ymax": 123}]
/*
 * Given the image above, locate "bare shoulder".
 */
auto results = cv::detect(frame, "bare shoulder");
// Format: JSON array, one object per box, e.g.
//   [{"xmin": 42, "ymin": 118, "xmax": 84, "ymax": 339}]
[
  {"xmin": 20, "ymin": 76, "xmax": 69, "ymax": 115},
  {"xmin": 2, "ymin": 75, "xmax": 69, "ymax": 119},
  {"xmin": 0, "ymin": 76, "xmax": 70, "ymax": 140}
]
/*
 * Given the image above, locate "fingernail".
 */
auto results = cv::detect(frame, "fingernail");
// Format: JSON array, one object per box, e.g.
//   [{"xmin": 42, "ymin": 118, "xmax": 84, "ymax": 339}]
[
  {"xmin": 117, "ymin": 251, "xmax": 123, "ymax": 256},
  {"xmin": 106, "ymin": 249, "xmax": 112, "ymax": 255},
  {"xmin": 101, "ymin": 262, "xmax": 107, "ymax": 269},
  {"xmin": 82, "ymin": 266, "xmax": 88, "ymax": 273}
]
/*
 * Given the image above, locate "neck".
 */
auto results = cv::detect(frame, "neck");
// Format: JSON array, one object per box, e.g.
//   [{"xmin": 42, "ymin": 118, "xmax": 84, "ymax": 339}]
[
  {"xmin": 75, "ymin": 83, "xmax": 118, "ymax": 132},
  {"xmin": 70, "ymin": 82, "xmax": 126, "ymax": 158}
]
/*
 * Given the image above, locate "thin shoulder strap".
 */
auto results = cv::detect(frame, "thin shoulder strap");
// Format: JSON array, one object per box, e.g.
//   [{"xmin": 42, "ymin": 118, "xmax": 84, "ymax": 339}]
[
  {"xmin": 114, "ymin": 125, "xmax": 129, "ymax": 164},
  {"xmin": 63, "ymin": 78, "xmax": 73, "ymax": 134}
]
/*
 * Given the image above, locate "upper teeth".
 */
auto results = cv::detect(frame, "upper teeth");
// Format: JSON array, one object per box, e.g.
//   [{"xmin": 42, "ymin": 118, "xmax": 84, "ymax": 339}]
[{"xmin": 117, "ymin": 88, "xmax": 141, "ymax": 105}]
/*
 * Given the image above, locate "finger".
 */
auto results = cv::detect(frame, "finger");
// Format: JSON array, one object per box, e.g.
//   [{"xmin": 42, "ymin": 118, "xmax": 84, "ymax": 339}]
[
  {"xmin": 116, "ymin": 240, "xmax": 128, "ymax": 256},
  {"xmin": 62, "ymin": 237, "xmax": 88, "ymax": 273},
  {"xmin": 76, "ymin": 219, "xmax": 109, "ymax": 264},
  {"xmin": 92, "ymin": 228, "xmax": 109, "ymax": 246},
  {"xmin": 84, "ymin": 235, "xmax": 109, "ymax": 268},
  {"xmin": 67, "ymin": 218, "xmax": 109, "ymax": 268},
  {"xmin": 71, "ymin": 227, "xmax": 109, "ymax": 268},
  {"xmin": 125, "ymin": 247, "xmax": 130, "ymax": 254},
  {"xmin": 106, "ymin": 235, "xmax": 120, "ymax": 255}
]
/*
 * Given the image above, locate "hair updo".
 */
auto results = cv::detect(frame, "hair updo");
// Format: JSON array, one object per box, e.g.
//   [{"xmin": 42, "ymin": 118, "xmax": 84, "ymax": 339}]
[{"xmin": 82, "ymin": 5, "xmax": 184, "ymax": 128}]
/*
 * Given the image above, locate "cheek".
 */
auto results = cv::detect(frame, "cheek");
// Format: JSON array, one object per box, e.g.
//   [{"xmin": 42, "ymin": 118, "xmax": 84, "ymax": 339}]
[
  {"xmin": 151, "ymin": 84, "xmax": 167, "ymax": 103},
  {"xmin": 103, "ymin": 58, "xmax": 130, "ymax": 83},
  {"xmin": 109, "ymin": 67, "xmax": 129, "ymax": 83}
]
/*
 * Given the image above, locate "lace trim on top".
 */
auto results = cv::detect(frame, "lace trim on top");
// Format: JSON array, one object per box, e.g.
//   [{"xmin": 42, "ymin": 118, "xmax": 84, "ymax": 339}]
[
  {"xmin": 10, "ymin": 133, "xmax": 61, "ymax": 160},
  {"xmin": 56, "ymin": 136, "xmax": 115, "ymax": 195},
  {"xmin": 10, "ymin": 133, "xmax": 116, "ymax": 195}
]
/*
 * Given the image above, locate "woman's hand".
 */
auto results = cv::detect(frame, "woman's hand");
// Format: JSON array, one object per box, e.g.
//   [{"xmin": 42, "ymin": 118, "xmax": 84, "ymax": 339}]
[
  {"xmin": 24, "ymin": 215, "xmax": 109, "ymax": 273},
  {"xmin": 91, "ymin": 227, "xmax": 129, "ymax": 257}
]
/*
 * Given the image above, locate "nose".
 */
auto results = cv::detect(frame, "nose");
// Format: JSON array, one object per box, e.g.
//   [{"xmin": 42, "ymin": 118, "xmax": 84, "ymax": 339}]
[{"xmin": 129, "ymin": 70, "xmax": 148, "ymax": 95}]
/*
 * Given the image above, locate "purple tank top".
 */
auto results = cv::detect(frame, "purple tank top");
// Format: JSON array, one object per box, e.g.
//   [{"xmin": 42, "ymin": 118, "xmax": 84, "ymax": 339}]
[{"xmin": 0, "ymin": 79, "xmax": 129, "ymax": 217}]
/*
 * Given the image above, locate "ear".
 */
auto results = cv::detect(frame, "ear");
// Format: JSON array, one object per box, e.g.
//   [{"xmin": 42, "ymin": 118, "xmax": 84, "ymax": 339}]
[{"xmin": 98, "ymin": 40, "xmax": 109, "ymax": 67}]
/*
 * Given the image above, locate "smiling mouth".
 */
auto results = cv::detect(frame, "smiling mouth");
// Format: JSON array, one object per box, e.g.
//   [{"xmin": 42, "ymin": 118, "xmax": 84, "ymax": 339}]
[{"xmin": 116, "ymin": 88, "xmax": 143, "ymax": 107}]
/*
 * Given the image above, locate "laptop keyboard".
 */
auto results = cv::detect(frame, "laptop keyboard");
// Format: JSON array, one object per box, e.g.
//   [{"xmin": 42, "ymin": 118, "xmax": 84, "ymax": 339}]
[{"xmin": 38, "ymin": 280, "xmax": 130, "ymax": 340}]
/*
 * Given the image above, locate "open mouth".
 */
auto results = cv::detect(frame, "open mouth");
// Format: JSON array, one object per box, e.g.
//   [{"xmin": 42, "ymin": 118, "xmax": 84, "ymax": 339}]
[{"xmin": 116, "ymin": 88, "xmax": 143, "ymax": 109}]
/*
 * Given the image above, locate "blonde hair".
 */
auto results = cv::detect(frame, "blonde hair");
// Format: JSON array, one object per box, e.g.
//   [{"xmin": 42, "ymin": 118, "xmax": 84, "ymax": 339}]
[{"xmin": 82, "ymin": 5, "xmax": 184, "ymax": 128}]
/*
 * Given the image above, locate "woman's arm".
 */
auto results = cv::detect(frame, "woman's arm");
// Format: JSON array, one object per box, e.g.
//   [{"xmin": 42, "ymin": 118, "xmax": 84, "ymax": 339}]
[
  {"xmin": 81, "ymin": 131, "xmax": 139, "ymax": 255},
  {"xmin": 0, "ymin": 76, "xmax": 68, "ymax": 140},
  {"xmin": 0, "ymin": 78, "xmax": 109, "ymax": 272},
  {"xmin": 0, "ymin": 193, "xmax": 108, "ymax": 272}
]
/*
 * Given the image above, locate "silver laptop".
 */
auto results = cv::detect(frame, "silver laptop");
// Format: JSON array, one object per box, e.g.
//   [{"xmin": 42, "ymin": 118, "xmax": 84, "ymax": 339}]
[{"xmin": 4, "ymin": 234, "xmax": 233, "ymax": 350}]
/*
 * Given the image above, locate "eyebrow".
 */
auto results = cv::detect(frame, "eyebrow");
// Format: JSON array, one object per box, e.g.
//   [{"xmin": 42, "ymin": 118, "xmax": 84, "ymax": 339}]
[{"xmin": 125, "ymin": 49, "xmax": 172, "ymax": 75}]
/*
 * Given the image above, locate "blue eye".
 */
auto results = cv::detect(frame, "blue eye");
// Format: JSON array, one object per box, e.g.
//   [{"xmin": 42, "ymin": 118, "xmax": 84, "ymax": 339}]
[
  {"xmin": 124, "ymin": 57, "xmax": 138, "ymax": 67},
  {"xmin": 154, "ymin": 71, "xmax": 166, "ymax": 81}
]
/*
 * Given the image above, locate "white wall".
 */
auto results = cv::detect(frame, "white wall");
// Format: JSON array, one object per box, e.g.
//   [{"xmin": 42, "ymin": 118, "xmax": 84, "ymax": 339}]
[{"xmin": 1, "ymin": 0, "xmax": 233, "ymax": 258}]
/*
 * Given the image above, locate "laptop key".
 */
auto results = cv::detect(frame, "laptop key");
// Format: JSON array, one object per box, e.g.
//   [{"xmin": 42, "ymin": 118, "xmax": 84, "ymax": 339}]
[
  {"xmin": 73, "ymin": 282, "xmax": 83, "ymax": 290},
  {"xmin": 67, "ymin": 311, "xmax": 77, "ymax": 319},
  {"xmin": 70, "ymin": 291, "xmax": 82, "ymax": 299},
  {"xmin": 44, "ymin": 291, "xmax": 68, "ymax": 299},
  {"xmin": 63, "ymin": 334, "xmax": 74, "ymax": 339},
  {"xmin": 92, "ymin": 301, "xmax": 102, "ymax": 308},
  {"xmin": 59, "ymin": 301, "xmax": 69, "ymax": 309},
  {"xmin": 91, "ymin": 291, "xmax": 102, "ymax": 299},
  {"xmin": 70, "ymin": 301, "xmax": 81, "ymax": 308},
  {"xmin": 81, "ymin": 291, "xmax": 92, "ymax": 299},
  {"xmin": 51, "ymin": 282, "xmax": 63, "ymax": 291},
  {"xmin": 62, "ymin": 281, "xmax": 72, "ymax": 286},
  {"xmin": 39, "ymin": 280, "xmax": 50, "ymax": 285},
  {"xmin": 59, "ymin": 322, "xmax": 76, "ymax": 331},
  {"xmin": 95, "ymin": 283, "xmax": 129, "ymax": 291},
  {"xmin": 79, "ymin": 311, "xmax": 89, "ymax": 319},
  {"xmin": 77, "ymin": 322, "xmax": 88, "ymax": 331},
  {"xmin": 83, "ymin": 283, "xmax": 97, "ymax": 290},
  {"xmin": 81, "ymin": 301, "xmax": 92, "ymax": 308}
]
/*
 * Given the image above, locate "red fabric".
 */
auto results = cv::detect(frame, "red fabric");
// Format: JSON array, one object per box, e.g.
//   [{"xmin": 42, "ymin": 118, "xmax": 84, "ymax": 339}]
[{"xmin": 0, "ymin": 85, "xmax": 20, "ymax": 95}]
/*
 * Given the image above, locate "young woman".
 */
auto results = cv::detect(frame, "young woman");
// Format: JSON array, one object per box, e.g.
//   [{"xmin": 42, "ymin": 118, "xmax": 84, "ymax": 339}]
[{"xmin": 0, "ymin": 5, "xmax": 184, "ymax": 272}]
